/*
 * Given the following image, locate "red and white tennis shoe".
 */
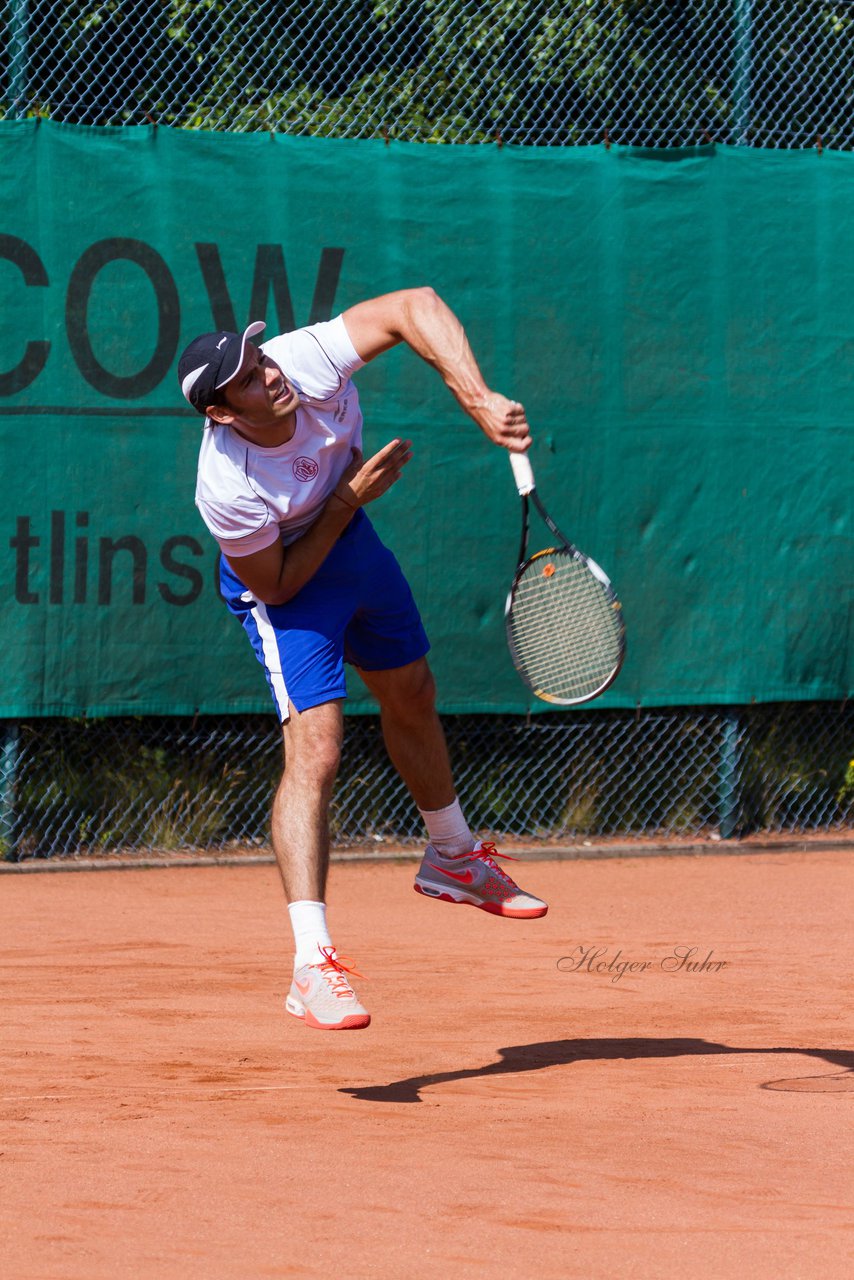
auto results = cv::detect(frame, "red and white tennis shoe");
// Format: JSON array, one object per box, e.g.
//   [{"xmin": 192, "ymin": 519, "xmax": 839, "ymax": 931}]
[
  {"xmin": 414, "ymin": 841, "xmax": 548, "ymax": 918},
  {"xmin": 285, "ymin": 948, "xmax": 370, "ymax": 1030}
]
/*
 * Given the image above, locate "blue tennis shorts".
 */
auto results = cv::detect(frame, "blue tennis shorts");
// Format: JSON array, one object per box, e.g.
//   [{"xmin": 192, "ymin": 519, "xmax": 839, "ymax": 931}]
[{"xmin": 219, "ymin": 510, "xmax": 430, "ymax": 721}]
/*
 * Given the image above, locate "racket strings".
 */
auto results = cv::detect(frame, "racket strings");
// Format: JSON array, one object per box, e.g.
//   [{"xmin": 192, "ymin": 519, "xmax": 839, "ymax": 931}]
[{"xmin": 508, "ymin": 551, "xmax": 623, "ymax": 704}]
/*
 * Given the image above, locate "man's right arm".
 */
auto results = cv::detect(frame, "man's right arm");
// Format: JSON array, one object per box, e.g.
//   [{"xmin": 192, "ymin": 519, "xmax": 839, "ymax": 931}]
[
  {"xmin": 225, "ymin": 494, "xmax": 355, "ymax": 606},
  {"xmin": 225, "ymin": 437, "xmax": 412, "ymax": 606}
]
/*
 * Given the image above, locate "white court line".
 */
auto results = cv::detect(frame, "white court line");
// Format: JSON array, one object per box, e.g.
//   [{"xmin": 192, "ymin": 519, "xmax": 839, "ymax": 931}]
[{"xmin": 0, "ymin": 1082, "xmax": 324, "ymax": 1103}]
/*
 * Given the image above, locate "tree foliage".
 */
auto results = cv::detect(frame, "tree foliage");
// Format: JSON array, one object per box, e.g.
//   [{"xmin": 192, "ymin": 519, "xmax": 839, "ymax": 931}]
[{"xmin": 2, "ymin": 1, "xmax": 852, "ymax": 146}]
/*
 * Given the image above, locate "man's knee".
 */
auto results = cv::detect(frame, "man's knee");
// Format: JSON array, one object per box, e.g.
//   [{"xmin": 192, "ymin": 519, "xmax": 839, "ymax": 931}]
[
  {"xmin": 282, "ymin": 705, "xmax": 343, "ymax": 786},
  {"xmin": 382, "ymin": 659, "xmax": 437, "ymax": 720},
  {"xmin": 306, "ymin": 736, "xmax": 342, "ymax": 784}
]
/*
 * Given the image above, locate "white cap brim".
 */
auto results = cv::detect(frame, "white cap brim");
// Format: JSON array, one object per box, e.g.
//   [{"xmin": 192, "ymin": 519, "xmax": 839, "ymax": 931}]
[{"xmin": 214, "ymin": 320, "xmax": 267, "ymax": 390}]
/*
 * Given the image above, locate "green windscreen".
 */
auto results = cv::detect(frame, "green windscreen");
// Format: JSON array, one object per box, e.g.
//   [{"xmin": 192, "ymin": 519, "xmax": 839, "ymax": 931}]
[{"xmin": 1, "ymin": 121, "xmax": 851, "ymax": 715}]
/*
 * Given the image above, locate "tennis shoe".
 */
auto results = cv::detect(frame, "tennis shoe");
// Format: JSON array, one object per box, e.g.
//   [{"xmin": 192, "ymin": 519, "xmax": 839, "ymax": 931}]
[
  {"xmin": 285, "ymin": 948, "xmax": 371, "ymax": 1030},
  {"xmin": 414, "ymin": 841, "xmax": 548, "ymax": 918}
]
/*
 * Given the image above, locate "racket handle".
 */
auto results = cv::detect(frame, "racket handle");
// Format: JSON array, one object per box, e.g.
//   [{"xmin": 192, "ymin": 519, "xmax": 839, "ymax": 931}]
[{"xmin": 509, "ymin": 450, "xmax": 535, "ymax": 496}]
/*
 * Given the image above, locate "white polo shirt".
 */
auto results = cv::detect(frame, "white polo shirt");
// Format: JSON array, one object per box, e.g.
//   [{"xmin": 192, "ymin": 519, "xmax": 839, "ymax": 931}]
[{"xmin": 195, "ymin": 315, "xmax": 365, "ymax": 555}]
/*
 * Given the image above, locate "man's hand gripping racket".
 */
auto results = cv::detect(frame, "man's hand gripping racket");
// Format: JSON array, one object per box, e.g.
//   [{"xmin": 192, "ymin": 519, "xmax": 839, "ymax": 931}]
[{"xmin": 505, "ymin": 452, "xmax": 625, "ymax": 705}]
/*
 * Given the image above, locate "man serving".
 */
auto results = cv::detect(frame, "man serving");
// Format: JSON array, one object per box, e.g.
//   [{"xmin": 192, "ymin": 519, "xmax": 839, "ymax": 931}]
[{"xmin": 178, "ymin": 287, "xmax": 547, "ymax": 1031}]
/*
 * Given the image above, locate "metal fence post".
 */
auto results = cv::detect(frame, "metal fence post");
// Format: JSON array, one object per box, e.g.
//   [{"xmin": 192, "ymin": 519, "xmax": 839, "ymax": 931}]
[
  {"xmin": 732, "ymin": 0, "xmax": 753, "ymax": 145},
  {"xmin": 8, "ymin": 0, "xmax": 30, "ymax": 120},
  {"xmin": 1, "ymin": 720, "xmax": 21, "ymax": 860},
  {"xmin": 718, "ymin": 709, "xmax": 742, "ymax": 839}
]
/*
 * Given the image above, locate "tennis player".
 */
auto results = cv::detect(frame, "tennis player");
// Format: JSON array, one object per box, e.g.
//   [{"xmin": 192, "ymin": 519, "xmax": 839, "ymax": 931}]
[{"xmin": 178, "ymin": 287, "xmax": 547, "ymax": 1031}]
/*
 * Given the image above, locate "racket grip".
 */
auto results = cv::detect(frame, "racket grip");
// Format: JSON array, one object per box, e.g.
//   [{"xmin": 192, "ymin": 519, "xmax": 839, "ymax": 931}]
[{"xmin": 509, "ymin": 450, "xmax": 535, "ymax": 496}]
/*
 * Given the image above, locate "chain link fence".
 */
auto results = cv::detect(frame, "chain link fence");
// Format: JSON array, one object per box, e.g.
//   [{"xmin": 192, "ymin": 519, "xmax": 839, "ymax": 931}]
[
  {"xmin": 2, "ymin": 2, "xmax": 852, "ymax": 147},
  {"xmin": 2, "ymin": 5, "xmax": 852, "ymax": 858},
  {"xmin": 2, "ymin": 704, "xmax": 852, "ymax": 860}
]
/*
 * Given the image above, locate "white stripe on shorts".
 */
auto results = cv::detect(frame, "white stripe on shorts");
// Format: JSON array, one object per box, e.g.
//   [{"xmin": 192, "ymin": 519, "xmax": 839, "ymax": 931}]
[{"xmin": 247, "ymin": 593, "xmax": 290, "ymax": 722}]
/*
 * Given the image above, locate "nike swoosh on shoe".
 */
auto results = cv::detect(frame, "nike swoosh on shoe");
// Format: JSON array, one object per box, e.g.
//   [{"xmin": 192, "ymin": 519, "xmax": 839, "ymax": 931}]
[{"xmin": 427, "ymin": 862, "xmax": 476, "ymax": 884}]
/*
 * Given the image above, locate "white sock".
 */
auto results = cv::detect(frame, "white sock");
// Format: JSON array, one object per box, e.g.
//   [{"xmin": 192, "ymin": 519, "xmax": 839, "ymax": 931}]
[
  {"xmin": 288, "ymin": 900, "xmax": 334, "ymax": 970},
  {"xmin": 418, "ymin": 798, "xmax": 474, "ymax": 859}
]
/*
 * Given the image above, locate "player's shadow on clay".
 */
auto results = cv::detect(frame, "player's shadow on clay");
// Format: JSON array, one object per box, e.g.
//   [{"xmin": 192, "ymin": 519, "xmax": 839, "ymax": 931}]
[{"xmin": 340, "ymin": 1038, "xmax": 854, "ymax": 1104}]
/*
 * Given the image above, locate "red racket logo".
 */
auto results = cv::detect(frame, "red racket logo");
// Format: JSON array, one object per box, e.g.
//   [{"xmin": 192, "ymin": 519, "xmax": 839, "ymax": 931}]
[{"xmin": 293, "ymin": 456, "xmax": 319, "ymax": 482}]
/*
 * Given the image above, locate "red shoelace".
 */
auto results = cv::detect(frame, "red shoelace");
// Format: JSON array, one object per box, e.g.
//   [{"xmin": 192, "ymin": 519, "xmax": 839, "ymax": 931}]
[
  {"xmin": 318, "ymin": 946, "xmax": 366, "ymax": 997},
  {"xmin": 472, "ymin": 841, "xmax": 520, "ymax": 884}
]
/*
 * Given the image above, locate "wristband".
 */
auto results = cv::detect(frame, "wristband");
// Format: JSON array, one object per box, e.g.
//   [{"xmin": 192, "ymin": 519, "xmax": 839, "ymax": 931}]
[{"xmin": 331, "ymin": 490, "xmax": 359, "ymax": 510}]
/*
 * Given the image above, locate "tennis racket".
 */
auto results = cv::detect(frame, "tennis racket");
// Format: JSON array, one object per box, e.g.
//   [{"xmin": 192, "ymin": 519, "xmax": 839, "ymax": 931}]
[{"xmin": 505, "ymin": 452, "xmax": 625, "ymax": 705}]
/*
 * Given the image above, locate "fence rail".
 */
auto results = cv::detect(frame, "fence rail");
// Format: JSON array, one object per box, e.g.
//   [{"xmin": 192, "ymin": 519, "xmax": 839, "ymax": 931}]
[
  {"xmin": 2, "ymin": 703, "xmax": 852, "ymax": 861},
  {"xmin": 2, "ymin": 2, "xmax": 852, "ymax": 148}
]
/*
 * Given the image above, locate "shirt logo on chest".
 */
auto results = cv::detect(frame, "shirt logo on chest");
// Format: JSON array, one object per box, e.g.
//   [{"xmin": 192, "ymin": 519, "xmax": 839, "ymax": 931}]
[{"xmin": 293, "ymin": 456, "xmax": 319, "ymax": 482}]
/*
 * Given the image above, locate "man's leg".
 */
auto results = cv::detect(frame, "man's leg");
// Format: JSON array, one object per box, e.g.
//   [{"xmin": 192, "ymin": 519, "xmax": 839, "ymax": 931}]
[
  {"xmin": 274, "ymin": 698, "xmax": 344, "ymax": 902},
  {"xmin": 354, "ymin": 657, "xmax": 455, "ymax": 812},
  {"xmin": 355, "ymin": 657, "xmax": 548, "ymax": 919},
  {"xmin": 275, "ymin": 699, "xmax": 371, "ymax": 1030}
]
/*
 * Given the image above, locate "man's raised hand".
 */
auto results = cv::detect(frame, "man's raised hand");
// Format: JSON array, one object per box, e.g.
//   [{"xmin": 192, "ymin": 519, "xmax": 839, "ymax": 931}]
[
  {"xmin": 333, "ymin": 439, "xmax": 413, "ymax": 509},
  {"xmin": 471, "ymin": 391, "xmax": 533, "ymax": 452}
]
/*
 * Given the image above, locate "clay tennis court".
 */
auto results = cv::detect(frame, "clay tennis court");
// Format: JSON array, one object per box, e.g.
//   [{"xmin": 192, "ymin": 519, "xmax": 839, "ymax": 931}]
[{"xmin": 1, "ymin": 847, "xmax": 851, "ymax": 1279}]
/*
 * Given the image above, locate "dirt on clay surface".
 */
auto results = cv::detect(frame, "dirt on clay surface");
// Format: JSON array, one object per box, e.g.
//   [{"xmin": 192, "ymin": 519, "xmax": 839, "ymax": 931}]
[{"xmin": 0, "ymin": 842, "xmax": 852, "ymax": 1279}]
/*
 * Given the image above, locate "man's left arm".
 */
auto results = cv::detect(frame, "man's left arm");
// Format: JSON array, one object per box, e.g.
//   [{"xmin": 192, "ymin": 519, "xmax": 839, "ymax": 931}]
[{"xmin": 342, "ymin": 287, "xmax": 532, "ymax": 452}]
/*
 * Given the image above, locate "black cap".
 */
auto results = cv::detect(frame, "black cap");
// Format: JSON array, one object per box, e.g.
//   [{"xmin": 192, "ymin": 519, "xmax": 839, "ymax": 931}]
[{"xmin": 178, "ymin": 320, "xmax": 266, "ymax": 414}]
